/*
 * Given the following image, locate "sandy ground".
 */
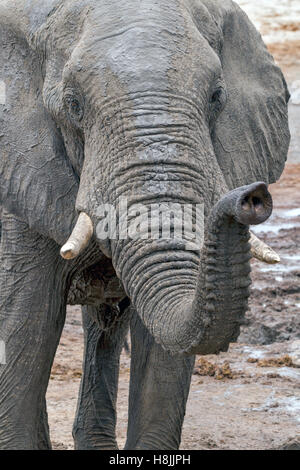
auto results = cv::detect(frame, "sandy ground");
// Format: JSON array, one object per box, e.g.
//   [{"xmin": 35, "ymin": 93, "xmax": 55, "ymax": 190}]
[{"xmin": 47, "ymin": 2, "xmax": 300, "ymax": 451}]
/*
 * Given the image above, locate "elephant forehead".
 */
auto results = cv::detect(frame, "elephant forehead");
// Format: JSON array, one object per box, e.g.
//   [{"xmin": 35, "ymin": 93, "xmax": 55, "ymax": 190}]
[
  {"xmin": 79, "ymin": 0, "xmax": 186, "ymax": 73},
  {"xmin": 66, "ymin": 0, "xmax": 222, "ymax": 100}
]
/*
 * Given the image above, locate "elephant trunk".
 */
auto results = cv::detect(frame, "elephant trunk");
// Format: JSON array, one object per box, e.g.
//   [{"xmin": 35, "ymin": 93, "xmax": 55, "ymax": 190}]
[
  {"xmin": 110, "ymin": 182, "xmax": 272, "ymax": 355},
  {"xmin": 60, "ymin": 93, "xmax": 275, "ymax": 355}
]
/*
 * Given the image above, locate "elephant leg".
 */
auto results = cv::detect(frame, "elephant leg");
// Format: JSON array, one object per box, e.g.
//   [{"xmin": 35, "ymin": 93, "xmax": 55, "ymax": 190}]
[
  {"xmin": 73, "ymin": 302, "xmax": 131, "ymax": 450},
  {"xmin": 125, "ymin": 312, "xmax": 195, "ymax": 450},
  {"xmin": 0, "ymin": 213, "xmax": 67, "ymax": 449},
  {"xmin": 37, "ymin": 396, "xmax": 51, "ymax": 450}
]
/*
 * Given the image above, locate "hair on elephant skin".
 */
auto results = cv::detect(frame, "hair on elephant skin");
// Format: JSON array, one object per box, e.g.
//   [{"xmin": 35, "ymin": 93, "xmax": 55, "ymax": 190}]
[{"xmin": 0, "ymin": 0, "xmax": 289, "ymax": 450}]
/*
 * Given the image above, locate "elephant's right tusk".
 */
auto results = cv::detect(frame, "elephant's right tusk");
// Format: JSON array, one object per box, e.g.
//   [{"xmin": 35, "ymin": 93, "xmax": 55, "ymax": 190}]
[
  {"xmin": 249, "ymin": 231, "xmax": 280, "ymax": 264},
  {"xmin": 60, "ymin": 212, "xmax": 93, "ymax": 260}
]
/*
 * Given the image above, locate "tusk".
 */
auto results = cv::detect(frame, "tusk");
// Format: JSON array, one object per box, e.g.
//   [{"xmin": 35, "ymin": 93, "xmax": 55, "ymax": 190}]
[
  {"xmin": 249, "ymin": 232, "xmax": 280, "ymax": 264},
  {"xmin": 60, "ymin": 212, "xmax": 93, "ymax": 260}
]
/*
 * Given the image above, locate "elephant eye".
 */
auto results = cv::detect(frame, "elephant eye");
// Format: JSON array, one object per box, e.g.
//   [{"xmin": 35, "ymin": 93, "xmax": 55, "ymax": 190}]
[
  {"xmin": 209, "ymin": 86, "xmax": 227, "ymax": 116},
  {"xmin": 64, "ymin": 94, "xmax": 84, "ymax": 121},
  {"xmin": 210, "ymin": 89, "xmax": 222, "ymax": 104}
]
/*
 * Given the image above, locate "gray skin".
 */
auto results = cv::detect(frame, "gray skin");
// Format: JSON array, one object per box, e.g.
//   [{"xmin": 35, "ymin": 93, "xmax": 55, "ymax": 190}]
[{"xmin": 0, "ymin": 0, "xmax": 290, "ymax": 450}]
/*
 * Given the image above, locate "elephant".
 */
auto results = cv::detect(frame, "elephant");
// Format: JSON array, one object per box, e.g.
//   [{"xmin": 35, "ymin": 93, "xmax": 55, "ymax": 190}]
[{"xmin": 0, "ymin": 0, "xmax": 290, "ymax": 450}]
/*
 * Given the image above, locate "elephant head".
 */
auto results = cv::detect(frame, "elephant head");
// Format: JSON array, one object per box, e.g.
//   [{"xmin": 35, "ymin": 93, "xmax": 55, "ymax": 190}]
[{"xmin": 0, "ymin": 0, "xmax": 290, "ymax": 354}]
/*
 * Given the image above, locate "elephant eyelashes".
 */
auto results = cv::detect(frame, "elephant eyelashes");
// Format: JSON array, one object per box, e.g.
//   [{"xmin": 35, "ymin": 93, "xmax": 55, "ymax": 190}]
[{"xmin": 64, "ymin": 95, "xmax": 84, "ymax": 122}]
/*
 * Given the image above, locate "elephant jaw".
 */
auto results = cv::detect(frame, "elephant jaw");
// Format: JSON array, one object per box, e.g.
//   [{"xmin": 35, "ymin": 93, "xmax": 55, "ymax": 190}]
[{"xmin": 60, "ymin": 213, "xmax": 280, "ymax": 265}]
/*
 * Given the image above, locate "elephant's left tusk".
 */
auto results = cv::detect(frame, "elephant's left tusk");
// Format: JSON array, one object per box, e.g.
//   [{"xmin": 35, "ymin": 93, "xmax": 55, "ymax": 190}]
[
  {"xmin": 60, "ymin": 212, "xmax": 93, "ymax": 260},
  {"xmin": 249, "ymin": 231, "xmax": 280, "ymax": 264}
]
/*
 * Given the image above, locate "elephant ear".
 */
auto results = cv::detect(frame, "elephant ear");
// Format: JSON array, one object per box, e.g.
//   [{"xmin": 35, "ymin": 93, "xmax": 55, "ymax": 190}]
[
  {"xmin": 0, "ymin": 13, "xmax": 78, "ymax": 245},
  {"xmin": 205, "ymin": 0, "xmax": 290, "ymax": 189}
]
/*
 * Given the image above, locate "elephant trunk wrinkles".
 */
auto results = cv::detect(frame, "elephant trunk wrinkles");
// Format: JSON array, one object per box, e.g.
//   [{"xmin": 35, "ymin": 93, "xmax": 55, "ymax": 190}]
[{"xmin": 110, "ymin": 182, "xmax": 272, "ymax": 356}]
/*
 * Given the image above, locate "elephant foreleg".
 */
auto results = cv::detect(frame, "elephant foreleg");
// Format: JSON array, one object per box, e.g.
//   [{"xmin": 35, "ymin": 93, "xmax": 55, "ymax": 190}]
[
  {"xmin": 0, "ymin": 212, "xmax": 67, "ymax": 449},
  {"xmin": 37, "ymin": 396, "xmax": 51, "ymax": 450},
  {"xmin": 73, "ymin": 302, "xmax": 131, "ymax": 450},
  {"xmin": 125, "ymin": 312, "xmax": 195, "ymax": 450}
]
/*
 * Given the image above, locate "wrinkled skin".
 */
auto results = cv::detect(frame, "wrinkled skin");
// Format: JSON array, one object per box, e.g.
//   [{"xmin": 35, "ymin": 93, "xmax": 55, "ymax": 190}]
[{"xmin": 0, "ymin": 0, "xmax": 289, "ymax": 450}]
